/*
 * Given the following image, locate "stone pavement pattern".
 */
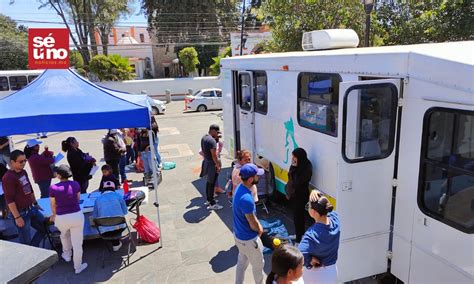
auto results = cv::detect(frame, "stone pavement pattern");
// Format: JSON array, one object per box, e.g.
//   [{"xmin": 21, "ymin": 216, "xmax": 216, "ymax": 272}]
[{"xmin": 16, "ymin": 102, "xmax": 280, "ymax": 283}]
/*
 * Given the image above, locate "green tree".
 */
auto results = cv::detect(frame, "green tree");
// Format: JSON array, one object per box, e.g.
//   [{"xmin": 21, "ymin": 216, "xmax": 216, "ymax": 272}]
[
  {"xmin": 261, "ymin": 0, "xmax": 366, "ymax": 52},
  {"xmin": 37, "ymin": 0, "xmax": 134, "ymax": 64},
  {"xmin": 209, "ymin": 46, "xmax": 231, "ymax": 75},
  {"xmin": 0, "ymin": 14, "xmax": 28, "ymax": 70},
  {"xmin": 92, "ymin": 0, "xmax": 133, "ymax": 55},
  {"xmin": 374, "ymin": 0, "xmax": 474, "ymax": 46},
  {"xmin": 178, "ymin": 47, "xmax": 200, "ymax": 76},
  {"xmin": 70, "ymin": 50, "xmax": 84, "ymax": 68},
  {"xmin": 89, "ymin": 54, "xmax": 135, "ymax": 81}
]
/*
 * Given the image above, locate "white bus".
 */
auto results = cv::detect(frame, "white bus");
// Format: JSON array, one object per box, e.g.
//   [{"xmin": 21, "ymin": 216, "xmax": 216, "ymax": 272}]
[
  {"xmin": 221, "ymin": 31, "xmax": 473, "ymax": 283},
  {"xmin": 0, "ymin": 70, "xmax": 44, "ymax": 98}
]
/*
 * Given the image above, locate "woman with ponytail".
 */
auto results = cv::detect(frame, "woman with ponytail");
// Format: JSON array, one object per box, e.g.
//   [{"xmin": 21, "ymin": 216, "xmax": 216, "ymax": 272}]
[
  {"xmin": 298, "ymin": 190, "xmax": 340, "ymax": 284},
  {"xmin": 266, "ymin": 244, "xmax": 304, "ymax": 284},
  {"xmin": 62, "ymin": 137, "xmax": 95, "ymax": 193}
]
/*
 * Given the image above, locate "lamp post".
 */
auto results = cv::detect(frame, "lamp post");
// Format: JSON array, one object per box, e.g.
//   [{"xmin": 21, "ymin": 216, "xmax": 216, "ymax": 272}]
[
  {"xmin": 239, "ymin": 0, "xmax": 247, "ymax": 56},
  {"xmin": 363, "ymin": 0, "xmax": 375, "ymax": 47}
]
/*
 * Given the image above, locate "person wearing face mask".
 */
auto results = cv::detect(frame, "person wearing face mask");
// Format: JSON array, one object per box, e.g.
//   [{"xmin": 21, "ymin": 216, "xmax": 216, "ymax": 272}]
[
  {"xmin": 285, "ymin": 148, "xmax": 313, "ymax": 244},
  {"xmin": 233, "ymin": 163, "xmax": 265, "ymax": 284}
]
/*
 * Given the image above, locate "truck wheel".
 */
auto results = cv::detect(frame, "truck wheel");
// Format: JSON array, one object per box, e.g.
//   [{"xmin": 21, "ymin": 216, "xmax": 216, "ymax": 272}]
[
  {"xmin": 152, "ymin": 106, "xmax": 159, "ymax": 115},
  {"xmin": 197, "ymin": 105, "xmax": 207, "ymax": 112}
]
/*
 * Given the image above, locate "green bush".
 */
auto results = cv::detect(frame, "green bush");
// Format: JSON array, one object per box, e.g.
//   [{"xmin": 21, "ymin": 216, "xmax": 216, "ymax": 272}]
[
  {"xmin": 178, "ymin": 47, "xmax": 199, "ymax": 76},
  {"xmin": 89, "ymin": 54, "xmax": 135, "ymax": 81}
]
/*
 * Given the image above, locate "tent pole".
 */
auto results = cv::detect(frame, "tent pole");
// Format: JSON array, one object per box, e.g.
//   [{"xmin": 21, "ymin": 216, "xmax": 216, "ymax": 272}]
[{"xmin": 148, "ymin": 129, "xmax": 163, "ymax": 248}]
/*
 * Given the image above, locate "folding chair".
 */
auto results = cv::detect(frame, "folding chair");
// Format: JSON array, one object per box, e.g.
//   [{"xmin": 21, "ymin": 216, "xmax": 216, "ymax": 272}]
[
  {"xmin": 93, "ymin": 216, "xmax": 136, "ymax": 268},
  {"xmin": 41, "ymin": 219, "xmax": 61, "ymax": 253}
]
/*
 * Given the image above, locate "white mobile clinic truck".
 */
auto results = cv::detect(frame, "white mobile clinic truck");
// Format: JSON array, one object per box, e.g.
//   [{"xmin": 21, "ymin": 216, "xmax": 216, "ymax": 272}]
[{"xmin": 220, "ymin": 30, "xmax": 473, "ymax": 283}]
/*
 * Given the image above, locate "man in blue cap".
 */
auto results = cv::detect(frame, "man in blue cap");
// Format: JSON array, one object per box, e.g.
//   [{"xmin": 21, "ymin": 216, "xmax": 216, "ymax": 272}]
[{"xmin": 233, "ymin": 163, "xmax": 265, "ymax": 284}]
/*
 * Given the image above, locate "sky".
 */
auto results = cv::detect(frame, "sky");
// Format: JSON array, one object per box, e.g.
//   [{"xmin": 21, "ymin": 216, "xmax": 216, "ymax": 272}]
[{"xmin": 0, "ymin": 0, "xmax": 148, "ymax": 29}]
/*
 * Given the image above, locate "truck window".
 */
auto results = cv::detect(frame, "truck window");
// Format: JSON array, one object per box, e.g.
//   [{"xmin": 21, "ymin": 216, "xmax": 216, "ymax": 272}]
[
  {"xmin": 418, "ymin": 108, "xmax": 473, "ymax": 233},
  {"xmin": 9, "ymin": 76, "xmax": 28, "ymax": 91},
  {"xmin": 254, "ymin": 71, "xmax": 267, "ymax": 114},
  {"xmin": 239, "ymin": 73, "xmax": 252, "ymax": 111},
  {"xmin": 0, "ymin": 76, "xmax": 9, "ymax": 91},
  {"xmin": 298, "ymin": 73, "xmax": 341, "ymax": 136},
  {"xmin": 343, "ymin": 83, "xmax": 398, "ymax": 162}
]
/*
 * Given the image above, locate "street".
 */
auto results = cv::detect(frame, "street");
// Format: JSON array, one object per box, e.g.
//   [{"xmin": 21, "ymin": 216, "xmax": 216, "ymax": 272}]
[{"xmin": 13, "ymin": 101, "xmax": 270, "ymax": 283}]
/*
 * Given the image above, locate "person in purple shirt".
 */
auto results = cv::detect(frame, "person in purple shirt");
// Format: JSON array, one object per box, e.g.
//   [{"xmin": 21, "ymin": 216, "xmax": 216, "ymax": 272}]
[
  {"xmin": 49, "ymin": 164, "xmax": 88, "ymax": 274},
  {"xmin": 24, "ymin": 139, "xmax": 55, "ymax": 198}
]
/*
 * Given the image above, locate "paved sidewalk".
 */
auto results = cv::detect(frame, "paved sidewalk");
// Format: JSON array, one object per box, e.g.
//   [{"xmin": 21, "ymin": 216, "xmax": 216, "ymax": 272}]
[{"xmin": 17, "ymin": 102, "xmax": 287, "ymax": 283}]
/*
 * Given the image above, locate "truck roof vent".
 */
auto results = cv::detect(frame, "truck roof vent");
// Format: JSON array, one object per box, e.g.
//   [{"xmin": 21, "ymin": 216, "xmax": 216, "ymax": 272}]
[{"xmin": 302, "ymin": 29, "xmax": 359, "ymax": 51}]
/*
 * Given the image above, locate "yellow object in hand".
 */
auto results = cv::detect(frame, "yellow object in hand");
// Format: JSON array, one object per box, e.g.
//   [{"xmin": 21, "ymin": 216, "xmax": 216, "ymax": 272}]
[{"xmin": 273, "ymin": 238, "xmax": 281, "ymax": 247}]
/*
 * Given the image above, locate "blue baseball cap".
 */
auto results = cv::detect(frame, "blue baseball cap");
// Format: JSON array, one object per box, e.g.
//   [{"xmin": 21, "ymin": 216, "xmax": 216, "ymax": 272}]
[{"xmin": 240, "ymin": 163, "xmax": 264, "ymax": 179}]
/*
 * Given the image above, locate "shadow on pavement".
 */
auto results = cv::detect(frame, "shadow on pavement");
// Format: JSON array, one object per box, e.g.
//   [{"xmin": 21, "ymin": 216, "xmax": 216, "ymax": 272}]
[{"xmin": 209, "ymin": 245, "xmax": 238, "ymax": 272}]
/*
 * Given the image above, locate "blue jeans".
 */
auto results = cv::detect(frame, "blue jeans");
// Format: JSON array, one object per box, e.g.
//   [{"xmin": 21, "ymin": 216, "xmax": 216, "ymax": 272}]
[
  {"xmin": 36, "ymin": 180, "xmax": 51, "ymax": 199},
  {"xmin": 153, "ymin": 142, "xmax": 162, "ymax": 165},
  {"xmin": 119, "ymin": 155, "xmax": 127, "ymax": 182},
  {"xmin": 9, "ymin": 207, "xmax": 46, "ymax": 247},
  {"xmin": 140, "ymin": 151, "xmax": 152, "ymax": 176}
]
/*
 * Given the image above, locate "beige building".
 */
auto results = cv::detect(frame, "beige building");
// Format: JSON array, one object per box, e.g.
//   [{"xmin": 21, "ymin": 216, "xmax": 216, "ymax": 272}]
[{"xmin": 94, "ymin": 27, "xmax": 155, "ymax": 79}]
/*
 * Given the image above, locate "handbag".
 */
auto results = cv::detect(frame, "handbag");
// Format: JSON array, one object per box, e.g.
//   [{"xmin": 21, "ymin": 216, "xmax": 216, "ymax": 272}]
[{"xmin": 131, "ymin": 215, "xmax": 160, "ymax": 244}]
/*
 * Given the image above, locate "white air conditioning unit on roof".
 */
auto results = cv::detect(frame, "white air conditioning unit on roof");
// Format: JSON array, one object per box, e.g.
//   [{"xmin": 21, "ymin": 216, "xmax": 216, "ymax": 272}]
[{"xmin": 302, "ymin": 29, "xmax": 359, "ymax": 51}]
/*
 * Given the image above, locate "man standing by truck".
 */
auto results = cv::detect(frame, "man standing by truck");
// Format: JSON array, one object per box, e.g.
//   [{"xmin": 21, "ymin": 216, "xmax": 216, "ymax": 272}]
[
  {"xmin": 233, "ymin": 163, "xmax": 265, "ymax": 284},
  {"xmin": 200, "ymin": 124, "xmax": 223, "ymax": 210}
]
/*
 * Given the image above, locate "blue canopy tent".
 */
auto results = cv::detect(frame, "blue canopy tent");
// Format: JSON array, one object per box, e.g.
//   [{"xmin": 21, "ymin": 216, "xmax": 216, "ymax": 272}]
[
  {"xmin": 0, "ymin": 69, "xmax": 151, "ymax": 135},
  {"xmin": 0, "ymin": 68, "xmax": 163, "ymax": 247}
]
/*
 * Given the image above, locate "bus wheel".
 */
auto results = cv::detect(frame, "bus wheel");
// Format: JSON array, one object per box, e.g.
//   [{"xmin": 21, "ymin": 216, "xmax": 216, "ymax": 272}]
[{"xmin": 197, "ymin": 105, "xmax": 207, "ymax": 112}]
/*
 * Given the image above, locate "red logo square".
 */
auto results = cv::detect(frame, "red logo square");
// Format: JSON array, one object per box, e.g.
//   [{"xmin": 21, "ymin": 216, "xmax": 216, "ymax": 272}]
[{"xmin": 28, "ymin": 28, "xmax": 70, "ymax": 69}]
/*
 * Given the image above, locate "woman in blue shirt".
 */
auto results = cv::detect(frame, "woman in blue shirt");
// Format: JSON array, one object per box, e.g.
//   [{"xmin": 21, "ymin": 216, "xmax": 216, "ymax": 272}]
[{"xmin": 298, "ymin": 190, "xmax": 340, "ymax": 284}]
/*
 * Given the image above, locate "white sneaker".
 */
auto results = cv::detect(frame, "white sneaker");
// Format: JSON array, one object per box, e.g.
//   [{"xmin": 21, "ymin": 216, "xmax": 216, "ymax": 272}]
[
  {"xmin": 204, "ymin": 200, "xmax": 219, "ymax": 206},
  {"xmin": 61, "ymin": 253, "xmax": 71, "ymax": 262},
  {"xmin": 112, "ymin": 241, "xmax": 122, "ymax": 252},
  {"xmin": 75, "ymin": 263, "xmax": 88, "ymax": 274},
  {"xmin": 207, "ymin": 204, "xmax": 223, "ymax": 210}
]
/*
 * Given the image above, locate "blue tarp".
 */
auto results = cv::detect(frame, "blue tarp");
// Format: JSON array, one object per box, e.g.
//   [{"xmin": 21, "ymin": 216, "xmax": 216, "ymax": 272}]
[{"xmin": 0, "ymin": 69, "xmax": 151, "ymax": 136}]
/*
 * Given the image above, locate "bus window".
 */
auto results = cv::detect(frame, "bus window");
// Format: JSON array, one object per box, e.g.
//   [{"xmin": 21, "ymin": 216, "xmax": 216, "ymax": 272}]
[
  {"xmin": 298, "ymin": 73, "xmax": 341, "ymax": 136},
  {"xmin": 239, "ymin": 73, "xmax": 252, "ymax": 111},
  {"xmin": 9, "ymin": 76, "xmax": 28, "ymax": 90},
  {"xmin": 28, "ymin": 75, "xmax": 39, "ymax": 83},
  {"xmin": 0, "ymin": 76, "xmax": 8, "ymax": 91},
  {"xmin": 254, "ymin": 71, "xmax": 267, "ymax": 114},
  {"xmin": 343, "ymin": 84, "xmax": 397, "ymax": 161},
  {"xmin": 419, "ymin": 108, "xmax": 473, "ymax": 233}
]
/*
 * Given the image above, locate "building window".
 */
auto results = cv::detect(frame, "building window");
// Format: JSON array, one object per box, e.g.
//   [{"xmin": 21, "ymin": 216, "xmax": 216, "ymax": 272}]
[
  {"xmin": 298, "ymin": 73, "xmax": 341, "ymax": 136},
  {"xmin": 9, "ymin": 76, "xmax": 27, "ymax": 91},
  {"xmin": 139, "ymin": 33, "xmax": 145, "ymax": 43},
  {"xmin": 418, "ymin": 108, "xmax": 474, "ymax": 233},
  {"xmin": 0, "ymin": 76, "xmax": 9, "ymax": 91},
  {"xmin": 343, "ymin": 83, "xmax": 398, "ymax": 162},
  {"xmin": 238, "ymin": 73, "xmax": 252, "ymax": 111},
  {"xmin": 254, "ymin": 71, "xmax": 267, "ymax": 114}
]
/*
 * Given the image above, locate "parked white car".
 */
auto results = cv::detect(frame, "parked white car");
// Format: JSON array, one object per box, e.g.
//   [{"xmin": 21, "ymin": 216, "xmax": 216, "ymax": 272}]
[
  {"xmin": 185, "ymin": 88, "xmax": 223, "ymax": 112},
  {"xmin": 147, "ymin": 97, "xmax": 166, "ymax": 115}
]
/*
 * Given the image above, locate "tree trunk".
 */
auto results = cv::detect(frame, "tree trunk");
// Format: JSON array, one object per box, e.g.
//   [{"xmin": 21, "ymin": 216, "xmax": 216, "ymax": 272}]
[{"xmin": 99, "ymin": 26, "xmax": 109, "ymax": 56}]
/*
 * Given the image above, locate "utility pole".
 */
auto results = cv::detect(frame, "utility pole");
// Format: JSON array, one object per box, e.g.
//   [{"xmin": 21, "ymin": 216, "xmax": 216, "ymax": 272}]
[{"xmin": 239, "ymin": 0, "xmax": 246, "ymax": 56}]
